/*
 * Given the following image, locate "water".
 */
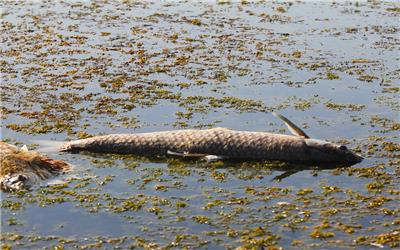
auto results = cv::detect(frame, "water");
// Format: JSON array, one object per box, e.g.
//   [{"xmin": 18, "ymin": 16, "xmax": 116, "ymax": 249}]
[{"xmin": 1, "ymin": 1, "xmax": 399, "ymax": 249}]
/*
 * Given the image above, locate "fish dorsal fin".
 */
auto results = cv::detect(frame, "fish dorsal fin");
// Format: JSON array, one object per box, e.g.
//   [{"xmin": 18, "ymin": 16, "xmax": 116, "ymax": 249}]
[
  {"xmin": 272, "ymin": 112, "xmax": 310, "ymax": 138},
  {"xmin": 20, "ymin": 145, "xmax": 29, "ymax": 152}
]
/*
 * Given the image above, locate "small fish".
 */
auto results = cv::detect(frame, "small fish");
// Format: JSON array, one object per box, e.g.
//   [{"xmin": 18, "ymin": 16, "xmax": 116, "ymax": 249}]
[
  {"xmin": 0, "ymin": 142, "xmax": 70, "ymax": 191},
  {"xmin": 60, "ymin": 113, "xmax": 363, "ymax": 165}
]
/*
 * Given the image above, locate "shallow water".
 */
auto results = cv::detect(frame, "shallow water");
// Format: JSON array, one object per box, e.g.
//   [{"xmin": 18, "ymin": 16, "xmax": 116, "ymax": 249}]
[{"xmin": 1, "ymin": 1, "xmax": 399, "ymax": 249}]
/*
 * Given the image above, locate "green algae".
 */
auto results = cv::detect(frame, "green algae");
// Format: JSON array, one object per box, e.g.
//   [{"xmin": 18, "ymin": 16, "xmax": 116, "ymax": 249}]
[{"xmin": 326, "ymin": 72, "xmax": 340, "ymax": 80}]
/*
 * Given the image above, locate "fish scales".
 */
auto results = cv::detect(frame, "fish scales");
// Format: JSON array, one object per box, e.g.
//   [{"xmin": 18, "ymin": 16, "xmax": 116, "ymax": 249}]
[{"xmin": 62, "ymin": 128, "xmax": 306, "ymax": 161}]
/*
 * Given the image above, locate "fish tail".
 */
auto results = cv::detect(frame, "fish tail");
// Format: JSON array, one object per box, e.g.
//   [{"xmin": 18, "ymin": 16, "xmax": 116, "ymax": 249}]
[{"xmin": 30, "ymin": 140, "xmax": 67, "ymax": 153}]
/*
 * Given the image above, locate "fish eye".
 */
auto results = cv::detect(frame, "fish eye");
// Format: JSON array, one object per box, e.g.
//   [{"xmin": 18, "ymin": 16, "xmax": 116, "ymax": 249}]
[{"xmin": 339, "ymin": 145, "xmax": 347, "ymax": 150}]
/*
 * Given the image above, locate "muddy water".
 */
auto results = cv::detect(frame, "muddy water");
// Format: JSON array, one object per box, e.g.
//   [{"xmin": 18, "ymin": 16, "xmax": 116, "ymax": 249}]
[{"xmin": 1, "ymin": 1, "xmax": 399, "ymax": 249}]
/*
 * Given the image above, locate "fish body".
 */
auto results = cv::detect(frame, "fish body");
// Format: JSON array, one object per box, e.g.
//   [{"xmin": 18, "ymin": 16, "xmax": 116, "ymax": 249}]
[
  {"xmin": 60, "ymin": 127, "xmax": 363, "ymax": 165},
  {"xmin": 0, "ymin": 142, "xmax": 70, "ymax": 191}
]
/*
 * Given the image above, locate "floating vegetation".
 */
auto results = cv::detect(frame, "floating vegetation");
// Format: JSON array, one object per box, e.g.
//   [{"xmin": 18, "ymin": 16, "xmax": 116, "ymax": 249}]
[
  {"xmin": 326, "ymin": 72, "xmax": 340, "ymax": 80},
  {"xmin": 325, "ymin": 102, "xmax": 366, "ymax": 111}
]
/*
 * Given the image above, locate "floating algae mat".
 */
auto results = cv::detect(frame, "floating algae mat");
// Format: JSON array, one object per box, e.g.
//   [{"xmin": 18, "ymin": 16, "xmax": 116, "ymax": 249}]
[{"xmin": 1, "ymin": 1, "xmax": 399, "ymax": 249}]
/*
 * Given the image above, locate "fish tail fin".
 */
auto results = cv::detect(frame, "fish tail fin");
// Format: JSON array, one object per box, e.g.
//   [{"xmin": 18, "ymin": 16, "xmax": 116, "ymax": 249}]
[{"xmin": 30, "ymin": 140, "xmax": 66, "ymax": 153}]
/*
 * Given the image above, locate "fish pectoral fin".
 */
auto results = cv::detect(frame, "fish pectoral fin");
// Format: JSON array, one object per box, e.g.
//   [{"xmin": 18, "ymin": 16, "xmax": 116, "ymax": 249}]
[
  {"xmin": 203, "ymin": 155, "xmax": 226, "ymax": 162},
  {"xmin": 272, "ymin": 112, "xmax": 310, "ymax": 138},
  {"xmin": 166, "ymin": 150, "xmax": 185, "ymax": 157},
  {"xmin": 166, "ymin": 151, "xmax": 226, "ymax": 161},
  {"xmin": 167, "ymin": 150, "xmax": 206, "ymax": 158}
]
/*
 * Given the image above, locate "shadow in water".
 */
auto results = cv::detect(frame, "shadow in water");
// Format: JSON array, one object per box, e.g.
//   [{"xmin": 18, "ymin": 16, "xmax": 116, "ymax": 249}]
[{"xmin": 74, "ymin": 151, "xmax": 359, "ymax": 181}]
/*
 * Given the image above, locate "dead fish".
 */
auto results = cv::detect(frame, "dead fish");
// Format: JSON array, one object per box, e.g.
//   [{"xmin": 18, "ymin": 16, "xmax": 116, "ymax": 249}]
[
  {"xmin": 60, "ymin": 113, "xmax": 363, "ymax": 165},
  {"xmin": 0, "ymin": 142, "xmax": 70, "ymax": 191}
]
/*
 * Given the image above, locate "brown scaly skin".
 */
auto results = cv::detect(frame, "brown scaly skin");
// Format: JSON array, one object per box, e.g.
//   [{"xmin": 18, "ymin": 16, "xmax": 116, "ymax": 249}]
[
  {"xmin": 60, "ymin": 128, "xmax": 363, "ymax": 165},
  {"xmin": 0, "ymin": 142, "xmax": 70, "ymax": 192}
]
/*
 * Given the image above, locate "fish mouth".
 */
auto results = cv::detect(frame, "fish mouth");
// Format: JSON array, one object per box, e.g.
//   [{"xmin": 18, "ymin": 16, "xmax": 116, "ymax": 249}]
[{"xmin": 347, "ymin": 153, "xmax": 363, "ymax": 165}]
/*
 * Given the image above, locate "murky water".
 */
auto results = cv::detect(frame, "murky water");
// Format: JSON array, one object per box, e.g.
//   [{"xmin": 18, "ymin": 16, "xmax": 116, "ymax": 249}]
[{"xmin": 1, "ymin": 1, "xmax": 399, "ymax": 249}]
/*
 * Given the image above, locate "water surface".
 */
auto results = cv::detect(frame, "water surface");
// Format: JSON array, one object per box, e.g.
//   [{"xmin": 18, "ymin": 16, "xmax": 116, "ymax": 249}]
[{"xmin": 1, "ymin": 1, "xmax": 399, "ymax": 249}]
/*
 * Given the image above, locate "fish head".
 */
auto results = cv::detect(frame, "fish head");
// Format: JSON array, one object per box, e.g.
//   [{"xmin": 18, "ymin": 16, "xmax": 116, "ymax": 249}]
[{"xmin": 304, "ymin": 139, "xmax": 363, "ymax": 165}]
